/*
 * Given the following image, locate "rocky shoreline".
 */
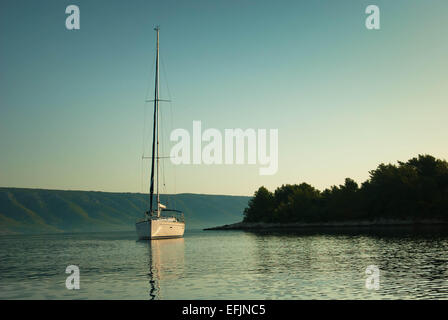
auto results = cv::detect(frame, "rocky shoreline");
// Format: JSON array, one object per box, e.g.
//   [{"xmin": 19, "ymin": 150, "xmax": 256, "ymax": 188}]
[{"xmin": 203, "ymin": 219, "xmax": 448, "ymax": 231}]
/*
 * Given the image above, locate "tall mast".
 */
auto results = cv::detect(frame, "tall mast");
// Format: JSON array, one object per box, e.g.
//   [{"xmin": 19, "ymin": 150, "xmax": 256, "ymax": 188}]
[
  {"xmin": 155, "ymin": 26, "xmax": 160, "ymax": 218},
  {"xmin": 148, "ymin": 26, "xmax": 160, "ymax": 217}
]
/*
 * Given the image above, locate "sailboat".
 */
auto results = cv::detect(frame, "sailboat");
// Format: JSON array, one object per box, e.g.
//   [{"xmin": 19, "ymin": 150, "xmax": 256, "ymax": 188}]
[{"xmin": 136, "ymin": 26, "xmax": 185, "ymax": 240}]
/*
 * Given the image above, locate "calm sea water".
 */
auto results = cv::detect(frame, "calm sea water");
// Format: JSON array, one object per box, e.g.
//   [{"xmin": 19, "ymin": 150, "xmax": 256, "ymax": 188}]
[{"xmin": 1, "ymin": 228, "xmax": 448, "ymax": 299}]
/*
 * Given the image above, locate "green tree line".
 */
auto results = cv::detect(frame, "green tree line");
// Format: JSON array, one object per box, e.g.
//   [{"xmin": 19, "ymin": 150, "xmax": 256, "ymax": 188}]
[{"xmin": 243, "ymin": 155, "xmax": 448, "ymax": 223}]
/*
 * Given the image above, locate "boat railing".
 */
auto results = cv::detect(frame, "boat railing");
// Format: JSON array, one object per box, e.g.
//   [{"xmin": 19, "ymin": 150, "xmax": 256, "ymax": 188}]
[
  {"xmin": 137, "ymin": 210, "xmax": 184, "ymax": 223},
  {"xmin": 160, "ymin": 210, "xmax": 185, "ymax": 222}
]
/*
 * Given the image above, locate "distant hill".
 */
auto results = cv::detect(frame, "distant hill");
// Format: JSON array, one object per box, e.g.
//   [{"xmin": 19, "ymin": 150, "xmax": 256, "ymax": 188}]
[{"xmin": 0, "ymin": 188, "xmax": 249, "ymax": 235}]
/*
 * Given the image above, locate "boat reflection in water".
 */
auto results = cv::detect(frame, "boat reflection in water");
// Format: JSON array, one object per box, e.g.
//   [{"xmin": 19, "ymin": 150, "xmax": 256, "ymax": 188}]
[{"xmin": 143, "ymin": 238, "xmax": 185, "ymax": 299}]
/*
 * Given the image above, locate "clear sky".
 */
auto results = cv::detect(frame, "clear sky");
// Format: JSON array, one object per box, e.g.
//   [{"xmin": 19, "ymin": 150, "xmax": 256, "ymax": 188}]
[{"xmin": 1, "ymin": 0, "xmax": 447, "ymax": 196}]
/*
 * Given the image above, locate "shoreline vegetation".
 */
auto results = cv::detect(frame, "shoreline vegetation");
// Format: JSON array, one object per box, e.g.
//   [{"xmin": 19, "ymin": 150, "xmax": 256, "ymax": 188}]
[{"xmin": 205, "ymin": 155, "xmax": 448, "ymax": 231}]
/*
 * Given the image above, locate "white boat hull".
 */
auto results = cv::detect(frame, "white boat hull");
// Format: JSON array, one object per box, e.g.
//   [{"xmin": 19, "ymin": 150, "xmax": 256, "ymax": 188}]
[{"xmin": 136, "ymin": 218, "xmax": 185, "ymax": 240}]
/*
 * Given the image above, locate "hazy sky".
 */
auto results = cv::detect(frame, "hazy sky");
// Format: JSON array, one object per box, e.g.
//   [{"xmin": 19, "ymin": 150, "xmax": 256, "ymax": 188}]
[{"xmin": 1, "ymin": 0, "xmax": 447, "ymax": 196}]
